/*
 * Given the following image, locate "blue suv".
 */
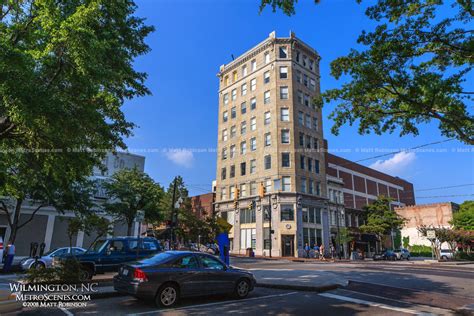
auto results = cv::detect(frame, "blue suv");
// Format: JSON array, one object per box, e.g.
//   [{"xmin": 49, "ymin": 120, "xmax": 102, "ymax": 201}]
[{"xmin": 56, "ymin": 237, "xmax": 161, "ymax": 280}]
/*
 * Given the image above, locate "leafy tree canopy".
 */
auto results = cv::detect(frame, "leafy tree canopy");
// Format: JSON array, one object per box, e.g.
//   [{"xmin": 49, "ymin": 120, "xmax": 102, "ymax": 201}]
[
  {"xmin": 451, "ymin": 200, "xmax": 474, "ymax": 230},
  {"xmin": 260, "ymin": 0, "xmax": 474, "ymax": 144}
]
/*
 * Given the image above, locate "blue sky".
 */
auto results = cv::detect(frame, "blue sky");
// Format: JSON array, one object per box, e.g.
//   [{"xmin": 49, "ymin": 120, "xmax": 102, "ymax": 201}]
[{"xmin": 122, "ymin": 0, "xmax": 473, "ymax": 204}]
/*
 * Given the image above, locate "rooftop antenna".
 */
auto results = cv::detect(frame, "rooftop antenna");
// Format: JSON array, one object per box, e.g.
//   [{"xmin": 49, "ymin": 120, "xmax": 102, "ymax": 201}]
[{"xmin": 231, "ymin": 54, "xmax": 235, "ymax": 60}]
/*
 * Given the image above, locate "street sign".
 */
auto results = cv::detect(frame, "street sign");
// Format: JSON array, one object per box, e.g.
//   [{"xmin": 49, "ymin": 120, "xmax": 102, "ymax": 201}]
[
  {"xmin": 135, "ymin": 210, "xmax": 145, "ymax": 222},
  {"xmin": 426, "ymin": 230, "xmax": 436, "ymax": 239}
]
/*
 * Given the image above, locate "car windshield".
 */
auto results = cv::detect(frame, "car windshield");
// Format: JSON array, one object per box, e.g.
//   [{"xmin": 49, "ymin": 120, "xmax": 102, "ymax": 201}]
[
  {"xmin": 136, "ymin": 252, "xmax": 176, "ymax": 266},
  {"xmin": 88, "ymin": 240, "xmax": 108, "ymax": 253}
]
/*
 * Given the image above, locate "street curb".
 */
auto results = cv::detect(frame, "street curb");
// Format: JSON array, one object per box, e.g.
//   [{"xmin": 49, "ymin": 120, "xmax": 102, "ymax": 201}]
[
  {"xmin": 455, "ymin": 304, "xmax": 474, "ymax": 316},
  {"xmin": 256, "ymin": 282, "xmax": 342, "ymax": 292}
]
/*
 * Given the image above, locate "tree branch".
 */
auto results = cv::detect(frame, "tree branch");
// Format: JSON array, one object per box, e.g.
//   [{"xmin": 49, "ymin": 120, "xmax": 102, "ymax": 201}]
[
  {"xmin": 17, "ymin": 204, "xmax": 46, "ymax": 229},
  {"xmin": 0, "ymin": 201, "xmax": 13, "ymax": 227}
]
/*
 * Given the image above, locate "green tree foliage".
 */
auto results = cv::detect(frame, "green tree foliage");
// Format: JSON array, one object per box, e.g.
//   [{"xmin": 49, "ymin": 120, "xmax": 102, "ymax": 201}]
[
  {"xmin": 451, "ymin": 200, "xmax": 474, "ymax": 230},
  {"xmin": 104, "ymin": 168, "xmax": 164, "ymax": 236},
  {"xmin": 359, "ymin": 196, "xmax": 405, "ymax": 245},
  {"xmin": 259, "ymin": 0, "xmax": 474, "ymax": 144},
  {"xmin": 402, "ymin": 236, "xmax": 410, "ymax": 249},
  {"xmin": 0, "ymin": 0, "xmax": 153, "ymax": 243},
  {"xmin": 259, "ymin": 0, "xmax": 320, "ymax": 15}
]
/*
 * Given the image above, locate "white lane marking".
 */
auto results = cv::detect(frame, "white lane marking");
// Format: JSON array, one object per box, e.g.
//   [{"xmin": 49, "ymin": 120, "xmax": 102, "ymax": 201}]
[
  {"xmin": 338, "ymin": 289, "xmax": 453, "ymax": 315},
  {"xmin": 59, "ymin": 307, "xmax": 74, "ymax": 316},
  {"xmin": 319, "ymin": 293, "xmax": 434, "ymax": 315},
  {"xmin": 128, "ymin": 291, "xmax": 298, "ymax": 316}
]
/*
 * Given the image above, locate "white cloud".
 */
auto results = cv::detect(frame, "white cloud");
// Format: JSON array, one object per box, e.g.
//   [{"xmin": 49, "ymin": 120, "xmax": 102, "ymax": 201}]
[
  {"xmin": 369, "ymin": 151, "xmax": 416, "ymax": 175},
  {"xmin": 165, "ymin": 150, "xmax": 194, "ymax": 168}
]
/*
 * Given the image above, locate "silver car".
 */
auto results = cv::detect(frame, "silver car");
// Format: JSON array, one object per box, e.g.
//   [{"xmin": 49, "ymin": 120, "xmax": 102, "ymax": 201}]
[
  {"xmin": 394, "ymin": 249, "xmax": 410, "ymax": 260},
  {"xmin": 20, "ymin": 247, "xmax": 86, "ymax": 270}
]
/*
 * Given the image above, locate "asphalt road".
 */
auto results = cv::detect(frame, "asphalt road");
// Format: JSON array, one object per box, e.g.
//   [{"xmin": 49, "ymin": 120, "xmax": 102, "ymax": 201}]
[{"xmin": 11, "ymin": 258, "xmax": 474, "ymax": 315}]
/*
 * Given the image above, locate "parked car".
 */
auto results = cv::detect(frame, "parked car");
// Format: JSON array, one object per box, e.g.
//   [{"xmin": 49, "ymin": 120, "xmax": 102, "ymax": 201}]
[
  {"xmin": 393, "ymin": 248, "xmax": 411, "ymax": 260},
  {"xmin": 20, "ymin": 247, "xmax": 86, "ymax": 270},
  {"xmin": 440, "ymin": 249, "xmax": 454, "ymax": 260},
  {"xmin": 55, "ymin": 237, "xmax": 162, "ymax": 280},
  {"xmin": 113, "ymin": 251, "xmax": 256, "ymax": 307},
  {"xmin": 373, "ymin": 250, "xmax": 397, "ymax": 261}
]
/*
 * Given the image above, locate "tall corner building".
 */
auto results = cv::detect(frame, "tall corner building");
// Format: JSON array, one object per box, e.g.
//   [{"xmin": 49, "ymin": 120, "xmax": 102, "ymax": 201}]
[{"xmin": 214, "ymin": 31, "xmax": 327, "ymax": 257}]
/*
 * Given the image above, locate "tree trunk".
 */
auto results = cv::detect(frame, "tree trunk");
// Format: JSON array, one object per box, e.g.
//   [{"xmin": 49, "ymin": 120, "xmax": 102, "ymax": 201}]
[
  {"xmin": 8, "ymin": 198, "xmax": 23, "ymax": 245},
  {"xmin": 127, "ymin": 221, "xmax": 133, "ymax": 237}
]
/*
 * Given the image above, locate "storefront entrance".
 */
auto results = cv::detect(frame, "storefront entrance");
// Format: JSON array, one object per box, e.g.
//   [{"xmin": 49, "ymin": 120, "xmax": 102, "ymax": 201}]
[{"xmin": 281, "ymin": 235, "xmax": 294, "ymax": 257}]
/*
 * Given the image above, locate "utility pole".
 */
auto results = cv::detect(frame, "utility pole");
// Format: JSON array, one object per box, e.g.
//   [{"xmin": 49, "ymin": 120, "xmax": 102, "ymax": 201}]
[{"xmin": 170, "ymin": 177, "xmax": 177, "ymax": 250}]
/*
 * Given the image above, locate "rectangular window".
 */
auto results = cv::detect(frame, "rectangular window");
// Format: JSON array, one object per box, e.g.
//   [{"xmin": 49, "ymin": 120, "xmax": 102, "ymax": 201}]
[
  {"xmin": 250, "ymin": 182, "xmax": 257, "ymax": 195},
  {"xmin": 315, "ymin": 208, "xmax": 322, "ymax": 224},
  {"xmin": 240, "ymin": 162, "xmax": 246, "ymax": 176},
  {"xmin": 298, "ymin": 111, "xmax": 304, "ymax": 126},
  {"xmin": 296, "ymin": 51, "xmax": 300, "ymax": 63},
  {"xmin": 264, "ymin": 71, "xmax": 270, "ymax": 84},
  {"xmin": 240, "ymin": 211, "xmax": 256, "ymax": 225},
  {"xmin": 264, "ymin": 133, "xmax": 271, "ymax": 146},
  {"xmin": 282, "ymin": 152, "xmax": 290, "ymax": 167},
  {"xmin": 230, "ymin": 145, "xmax": 236, "ymax": 158},
  {"xmin": 233, "ymin": 71, "xmax": 237, "ymax": 82},
  {"xmin": 263, "ymin": 228, "xmax": 271, "ymax": 250},
  {"xmin": 240, "ymin": 121, "xmax": 247, "ymax": 135},
  {"xmin": 230, "ymin": 165, "xmax": 235, "ymax": 178},
  {"xmin": 303, "ymin": 55, "xmax": 307, "ymax": 67},
  {"xmin": 313, "ymin": 138, "xmax": 319, "ymax": 150},
  {"xmin": 298, "ymin": 90, "xmax": 303, "ymax": 104},
  {"xmin": 281, "ymin": 204, "xmax": 294, "ymax": 220},
  {"xmin": 250, "ymin": 117, "xmax": 256, "ymax": 131},
  {"xmin": 301, "ymin": 178, "xmax": 307, "ymax": 193},
  {"xmin": 264, "ymin": 111, "xmax": 271, "ymax": 125},
  {"xmin": 305, "ymin": 114, "xmax": 311, "ymax": 128},
  {"xmin": 309, "ymin": 180, "xmax": 314, "ymax": 194},
  {"xmin": 307, "ymin": 157, "xmax": 313, "ymax": 172},
  {"xmin": 251, "ymin": 59, "xmax": 257, "ymax": 71},
  {"xmin": 296, "ymin": 71, "xmax": 302, "ymax": 83},
  {"xmin": 242, "ymin": 65, "xmax": 247, "ymax": 77},
  {"xmin": 304, "ymin": 94, "xmax": 310, "ymax": 106},
  {"xmin": 221, "ymin": 168, "xmax": 226, "ymax": 180},
  {"xmin": 240, "ymin": 141, "xmax": 246, "ymax": 155},
  {"xmin": 303, "ymin": 74, "xmax": 308, "ymax": 87},
  {"xmin": 282, "ymin": 176, "xmax": 291, "ymax": 192},
  {"xmin": 224, "ymin": 76, "xmax": 229, "ymax": 87},
  {"xmin": 313, "ymin": 117, "xmax": 318, "ymax": 130},
  {"xmin": 264, "ymin": 91, "xmax": 270, "ymax": 104},
  {"xmin": 281, "ymin": 129, "xmax": 290, "ymax": 144},
  {"xmin": 241, "ymin": 102, "xmax": 246, "ymax": 114},
  {"xmin": 279, "ymin": 46, "xmax": 287, "ymax": 58},
  {"xmin": 241, "ymin": 83, "xmax": 247, "ymax": 96},
  {"xmin": 280, "ymin": 108, "xmax": 289, "ymax": 121},
  {"xmin": 316, "ymin": 228, "xmax": 322, "ymax": 246},
  {"xmin": 299, "ymin": 132, "xmax": 304, "ymax": 146},
  {"xmin": 250, "ymin": 97, "xmax": 256, "ymax": 110},
  {"xmin": 279, "ymin": 66, "xmax": 288, "ymax": 79},
  {"xmin": 265, "ymin": 178, "xmax": 272, "ymax": 193},
  {"xmin": 231, "ymin": 89, "xmax": 236, "ymax": 101},
  {"xmin": 280, "ymin": 86, "xmax": 289, "ymax": 99},
  {"xmin": 300, "ymin": 155, "xmax": 305, "ymax": 169},
  {"xmin": 309, "ymin": 207, "xmax": 315, "ymax": 223},
  {"xmin": 264, "ymin": 52, "xmax": 270, "ymax": 64},
  {"xmin": 316, "ymin": 182, "xmax": 321, "ymax": 196},
  {"xmin": 230, "ymin": 125, "xmax": 236, "ymax": 138},
  {"xmin": 310, "ymin": 78, "xmax": 316, "ymax": 91},
  {"xmin": 250, "ymin": 78, "xmax": 256, "ymax": 91},
  {"xmin": 250, "ymin": 137, "xmax": 256, "ymax": 151},
  {"xmin": 315, "ymin": 159, "xmax": 320, "ymax": 174},
  {"xmin": 306, "ymin": 135, "xmax": 311, "ymax": 149},
  {"xmin": 240, "ymin": 183, "xmax": 247, "ymax": 197},
  {"xmin": 223, "ymin": 111, "xmax": 228, "ymax": 122},
  {"xmin": 224, "ymin": 93, "xmax": 229, "ymax": 105},
  {"xmin": 264, "ymin": 155, "xmax": 271, "ymax": 170},
  {"xmin": 222, "ymin": 147, "xmax": 227, "ymax": 160},
  {"xmin": 231, "ymin": 106, "xmax": 236, "ymax": 119},
  {"xmin": 302, "ymin": 207, "xmax": 309, "ymax": 223},
  {"xmin": 222, "ymin": 129, "xmax": 228, "ymax": 141},
  {"xmin": 221, "ymin": 187, "xmax": 227, "ymax": 200},
  {"xmin": 309, "ymin": 59, "xmax": 314, "ymax": 71},
  {"xmin": 250, "ymin": 159, "xmax": 256, "ymax": 174}
]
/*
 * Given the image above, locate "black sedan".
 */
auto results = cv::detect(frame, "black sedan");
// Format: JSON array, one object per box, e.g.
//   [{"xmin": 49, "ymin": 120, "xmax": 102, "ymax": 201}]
[
  {"xmin": 113, "ymin": 251, "xmax": 256, "ymax": 307},
  {"xmin": 373, "ymin": 250, "xmax": 397, "ymax": 261}
]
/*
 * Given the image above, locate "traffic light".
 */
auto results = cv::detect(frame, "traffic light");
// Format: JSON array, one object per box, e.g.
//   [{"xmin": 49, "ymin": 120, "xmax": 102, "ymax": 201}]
[
  {"xmin": 234, "ymin": 200, "xmax": 238, "ymax": 209},
  {"xmin": 248, "ymin": 201, "xmax": 255, "ymax": 211},
  {"xmin": 235, "ymin": 187, "xmax": 240, "ymax": 200},
  {"xmin": 258, "ymin": 182, "xmax": 266, "ymax": 198}
]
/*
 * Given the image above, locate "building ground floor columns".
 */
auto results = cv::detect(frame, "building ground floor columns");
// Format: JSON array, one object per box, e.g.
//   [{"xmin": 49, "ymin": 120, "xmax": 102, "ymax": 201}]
[{"xmin": 216, "ymin": 192, "xmax": 330, "ymax": 258}]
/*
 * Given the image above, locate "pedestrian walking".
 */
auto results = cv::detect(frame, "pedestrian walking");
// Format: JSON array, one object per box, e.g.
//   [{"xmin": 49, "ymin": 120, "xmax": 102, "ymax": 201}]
[
  {"xmin": 330, "ymin": 244, "xmax": 335, "ymax": 259},
  {"xmin": 304, "ymin": 243, "xmax": 310, "ymax": 258},
  {"xmin": 313, "ymin": 244, "xmax": 320, "ymax": 259},
  {"xmin": 3, "ymin": 243, "xmax": 15, "ymax": 273},
  {"xmin": 320, "ymin": 244, "xmax": 325, "ymax": 261}
]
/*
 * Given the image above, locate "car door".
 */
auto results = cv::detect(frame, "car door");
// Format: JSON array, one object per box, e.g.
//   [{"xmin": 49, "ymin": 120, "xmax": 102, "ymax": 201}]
[
  {"xmin": 101, "ymin": 240, "xmax": 127, "ymax": 272},
  {"xmin": 196, "ymin": 254, "xmax": 234, "ymax": 294},
  {"xmin": 166, "ymin": 255, "xmax": 201, "ymax": 297}
]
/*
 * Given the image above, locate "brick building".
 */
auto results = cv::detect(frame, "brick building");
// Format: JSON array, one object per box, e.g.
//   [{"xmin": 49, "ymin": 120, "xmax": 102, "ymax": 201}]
[{"xmin": 190, "ymin": 193, "xmax": 215, "ymax": 219}]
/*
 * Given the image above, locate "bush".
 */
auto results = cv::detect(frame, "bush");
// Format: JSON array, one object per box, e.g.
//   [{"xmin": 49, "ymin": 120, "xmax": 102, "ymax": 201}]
[
  {"xmin": 409, "ymin": 244, "xmax": 433, "ymax": 257},
  {"xmin": 458, "ymin": 252, "xmax": 474, "ymax": 261},
  {"xmin": 25, "ymin": 258, "xmax": 82, "ymax": 284}
]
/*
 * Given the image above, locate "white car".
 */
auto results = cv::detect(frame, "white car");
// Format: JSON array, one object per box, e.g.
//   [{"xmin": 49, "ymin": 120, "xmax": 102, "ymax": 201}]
[
  {"xmin": 440, "ymin": 249, "xmax": 454, "ymax": 260},
  {"xmin": 20, "ymin": 247, "xmax": 86, "ymax": 270}
]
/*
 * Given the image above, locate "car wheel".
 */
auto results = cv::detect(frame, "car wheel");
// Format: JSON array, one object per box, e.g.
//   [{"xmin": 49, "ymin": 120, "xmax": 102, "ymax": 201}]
[
  {"xmin": 441, "ymin": 255, "xmax": 448, "ymax": 260},
  {"xmin": 32, "ymin": 261, "xmax": 46, "ymax": 270},
  {"xmin": 406, "ymin": 256, "xmax": 410, "ymax": 261},
  {"xmin": 234, "ymin": 279, "xmax": 250, "ymax": 299},
  {"xmin": 156, "ymin": 283, "xmax": 179, "ymax": 307},
  {"xmin": 79, "ymin": 267, "xmax": 93, "ymax": 281}
]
